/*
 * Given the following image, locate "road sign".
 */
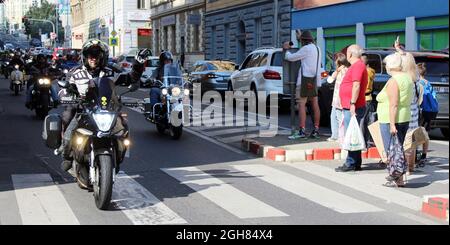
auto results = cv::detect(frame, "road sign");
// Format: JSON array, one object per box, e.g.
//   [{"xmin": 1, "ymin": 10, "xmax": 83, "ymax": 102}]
[
  {"xmin": 109, "ymin": 37, "xmax": 119, "ymax": 46},
  {"xmin": 50, "ymin": 32, "xmax": 57, "ymax": 40},
  {"xmin": 111, "ymin": 30, "xmax": 117, "ymax": 37}
]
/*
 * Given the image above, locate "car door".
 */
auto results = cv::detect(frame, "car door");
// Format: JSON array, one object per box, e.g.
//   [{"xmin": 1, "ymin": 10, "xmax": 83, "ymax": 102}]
[{"xmin": 234, "ymin": 53, "xmax": 261, "ymax": 91}]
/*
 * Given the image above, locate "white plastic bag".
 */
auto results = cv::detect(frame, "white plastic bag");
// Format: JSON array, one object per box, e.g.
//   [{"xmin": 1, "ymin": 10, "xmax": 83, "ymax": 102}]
[{"xmin": 342, "ymin": 115, "xmax": 366, "ymax": 151}]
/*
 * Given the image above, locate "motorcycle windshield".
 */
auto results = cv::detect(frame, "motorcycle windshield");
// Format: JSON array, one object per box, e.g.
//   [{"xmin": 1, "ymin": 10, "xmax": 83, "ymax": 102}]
[
  {"xmin": 163, "ymin": 63, "xmax": 183, "ymax": 86},
  {"xmin": 85, "ymin": 78, "xmax": 113, "ymax": 110}
]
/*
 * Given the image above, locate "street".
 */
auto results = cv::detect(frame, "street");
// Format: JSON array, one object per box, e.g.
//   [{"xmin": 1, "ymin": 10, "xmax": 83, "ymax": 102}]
[{"xmin": 0, "ymin": 78, "xmax": 448, "ymax": 225}]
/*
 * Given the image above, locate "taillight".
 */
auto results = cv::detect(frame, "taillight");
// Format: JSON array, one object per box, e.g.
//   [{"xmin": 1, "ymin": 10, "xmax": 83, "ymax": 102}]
[
  {"xmin": 122, "ymin": 62, "xmax": 130, "ymax": 68},
  {"xmin": 321, "ymin": 71, "xmax": 329, "ymax": 78},
  {"xmin": 263, "ymin": 70, "xmax": 281, "ymax": 80}
]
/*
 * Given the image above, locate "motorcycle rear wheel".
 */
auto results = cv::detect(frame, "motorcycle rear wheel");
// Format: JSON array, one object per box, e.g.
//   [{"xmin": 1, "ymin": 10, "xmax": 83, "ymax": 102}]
[
  {"xmin": 93, "ymin": 155, "xmax": 113, "ymax": 210},
  {"xmin": 14, "ymin": 85, "xmax": 19, "ymax": 96},
  {"xmin": 170, "ymin": 126, "xmax": 183, "ymax": 140}
]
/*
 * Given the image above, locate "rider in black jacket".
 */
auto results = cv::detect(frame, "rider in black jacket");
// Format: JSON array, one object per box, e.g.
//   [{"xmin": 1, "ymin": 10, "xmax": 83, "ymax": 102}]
[{"xmin": 58, "ymin": 39, "xmax": 151, "ymax": 178}]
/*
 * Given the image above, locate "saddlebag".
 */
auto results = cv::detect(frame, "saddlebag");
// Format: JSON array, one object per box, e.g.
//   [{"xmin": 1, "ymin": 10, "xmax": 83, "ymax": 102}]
[
  {"xmin": 143, "ymin": 98, "xmax": 152, "ymax": 113},
  {"xmin": 42, "ymin": 114, "xmax": 62, "ymax": 149}
]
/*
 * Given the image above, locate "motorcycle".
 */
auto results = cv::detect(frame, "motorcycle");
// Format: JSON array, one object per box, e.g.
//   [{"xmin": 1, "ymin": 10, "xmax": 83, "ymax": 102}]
[
  {"xmin": 10, "ymin": 65, "xmax": 25, "ymax": 95},
  {"xmin": 143, "ymin": 76, "xmax": 191, "ymax": 140},
  {"xmin": 45, "ymin": 80, "xmax": 139, "ymax": 210},
  {"xmin": 1, "ymin": 60, "xmax": 10, "ymax": 78},
  {"xmin": 30, "ymin": 76, "xmax": 56, "ymax": 119}
]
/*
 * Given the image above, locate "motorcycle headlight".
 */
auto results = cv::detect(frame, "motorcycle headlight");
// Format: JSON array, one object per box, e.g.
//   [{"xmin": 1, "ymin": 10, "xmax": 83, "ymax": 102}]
[
  {"xmin": 184, "ymin": 89, "xmax": 190, "ymax": 96},
  {"xmin": 171, "ymin": 86, "xmax": 181, "ymax": 97},
  {"xmin": 5, "ymin": 62, "xmax": 9, "ymax": 65},
  {"xmin": 162, "ymin": 88, "xmax": 168, "ymax": 95},
  {"xmin": 93, "ymin": 112, "xmax": 116, "ymax": 132},
  {"xmin": 14, "ymin": 65, "xmax": 19, "ymax": 69},
  {"xmin": 63, "ymin": 69, "xmax": 68, "ymax": 74},
  {"xmin": 38, "ymin": 78, "xmax": 51, "ymax": 85}
]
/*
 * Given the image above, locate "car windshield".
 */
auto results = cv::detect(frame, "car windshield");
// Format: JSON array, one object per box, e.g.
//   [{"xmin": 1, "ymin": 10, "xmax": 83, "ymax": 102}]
[
  {"xmin": 206, "ymin": 62, "xmax": 235, "ymax": 71},
  {"xmin": 415, "ymin": 56, "xmax": 449, "ymax": 76},
  {"xmin": 146, "ymin": 59, "xmax": 159, "ymax": 67}
]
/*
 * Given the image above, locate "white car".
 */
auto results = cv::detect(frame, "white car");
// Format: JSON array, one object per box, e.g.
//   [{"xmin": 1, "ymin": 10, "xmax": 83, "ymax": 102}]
[
  {"xmin": 230, "ymin": 47, "xmax": 288, "ymax": 105},
  {"xmin": 140, "ymin": 56, "xmax": 160, "ymax": 87}
]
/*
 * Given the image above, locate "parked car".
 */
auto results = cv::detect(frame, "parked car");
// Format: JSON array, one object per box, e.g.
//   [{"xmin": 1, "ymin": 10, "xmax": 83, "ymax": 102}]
[
  {"xmin": 116, "ymin": 54, "xmax": 136, "ymax": 86},
  {"xmin": 320, "ymin": 48, "xmax": 449, "ymax": 137},
  {"xmin": 230, "ymin": 47, "xmax": 289, "ymax": 108},
  {"xmin": 140, "ymin": 56, "xmax": 160, "ymax": 87},
  {"xmin": 190, "ymin": 60, "xmax": 236, "ymax": 94}
]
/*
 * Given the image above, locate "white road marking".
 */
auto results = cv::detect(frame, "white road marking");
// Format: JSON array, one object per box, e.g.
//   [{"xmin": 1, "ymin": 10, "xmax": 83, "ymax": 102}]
[
  {"xmin": 112, "ymin": 173, "xmax": 187, "ymax": 225},
  {"xmin": 12, "ymin": 174, "xmax": 80, "ymax": 225},
  {"xmin": 289, "ymin": 164, "xmax": 424, "ymax": 211},
  {"xmin": 184, "ymin": 127, "xmax": 246, "ymax": 155},
  {"xmin": 431, "ymin": 140, "xmax": 449, "ymax": 146},
  {"xmin": 162, "ymin": 167, "xmax": 288, "ymax": 219},
  {"xmin": 205, "ymin": 127, "xmax": 260, "ymax": 137},
  {"xmin": 233, "ymin": 165, "xmax": 384, "ymax": 214}
]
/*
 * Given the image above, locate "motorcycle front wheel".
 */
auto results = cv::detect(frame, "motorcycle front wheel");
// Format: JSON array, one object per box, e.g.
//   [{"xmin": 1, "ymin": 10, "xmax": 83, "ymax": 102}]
[
  {"xmin": 35, "ymin": 93, "xmax": 49, "ymax": 119},
  {"xmin": 170, "ymin": 126, "xmax": 183, "ymax": 140},
  {"xmin": 93, "ymin": 155, "xmax": 113, "ymax": 210}
]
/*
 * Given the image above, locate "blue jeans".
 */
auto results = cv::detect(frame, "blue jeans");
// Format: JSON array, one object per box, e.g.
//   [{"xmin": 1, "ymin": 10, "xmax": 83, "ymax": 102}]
[
  {"xmin": 330, "ymin": 107, "xmax": 343, "ymax": 140},
  {"xmin": 26, "ymin": 82, "xmax": 59, "ymax": 104},
  {"xmin": 343, "ymin": 107, "xmax": 366, "ymax": 168},
  {"xmin": 150, "ymin": 87, "xmax": 161, "ymax": 106},
  {"xmin": 379, "ymin": 122, "xmax": 410, "ymax": 159}
]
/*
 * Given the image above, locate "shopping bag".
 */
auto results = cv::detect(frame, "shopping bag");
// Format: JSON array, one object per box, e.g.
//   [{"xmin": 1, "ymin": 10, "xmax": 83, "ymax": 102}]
[
  {"xmin": 342, "ymin": 115, "xmax": 366, "ymax": 151},
  {"xmin": 368, "ymin": 121, "xmax": 388, "ymax": 162},
  {"xmin": 387, "ymin": 135, "xmax": 407, "ymax": 178}
]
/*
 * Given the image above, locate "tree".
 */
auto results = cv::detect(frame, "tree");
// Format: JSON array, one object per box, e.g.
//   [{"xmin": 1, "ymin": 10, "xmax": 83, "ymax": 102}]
[{"xmin": 23, "ymin": 0, "xmax": 64, "ymax": 42}]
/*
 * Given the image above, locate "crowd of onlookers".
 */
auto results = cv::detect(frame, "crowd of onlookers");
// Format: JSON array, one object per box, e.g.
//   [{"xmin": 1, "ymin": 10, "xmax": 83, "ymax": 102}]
[{"xmin": 284, "ymin": 32, "xmax": 440, "ymax": 188}]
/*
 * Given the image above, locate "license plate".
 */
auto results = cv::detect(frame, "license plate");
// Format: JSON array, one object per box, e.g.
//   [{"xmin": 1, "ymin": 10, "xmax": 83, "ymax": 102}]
[{"xmin": 14, "ymin": 81, "xmax": 21, "ymax": 84}]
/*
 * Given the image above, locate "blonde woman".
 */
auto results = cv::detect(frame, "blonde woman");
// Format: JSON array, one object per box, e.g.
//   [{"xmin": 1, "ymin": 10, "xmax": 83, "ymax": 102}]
[{"xmin": 377, "ymin": 52, "xmax": 413, "ymax": 187}]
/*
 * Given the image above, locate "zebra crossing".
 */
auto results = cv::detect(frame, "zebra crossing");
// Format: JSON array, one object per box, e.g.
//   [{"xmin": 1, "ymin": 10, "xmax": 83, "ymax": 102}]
[{"xmin": 1, "ymin": 161, "xmax": 446, "ymax": 225}]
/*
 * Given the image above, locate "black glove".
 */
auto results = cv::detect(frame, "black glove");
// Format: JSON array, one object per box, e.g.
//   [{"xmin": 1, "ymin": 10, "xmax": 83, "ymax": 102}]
[{"xmin": 135, "ymin": 49, "xmax": 152, "ymax": 64}]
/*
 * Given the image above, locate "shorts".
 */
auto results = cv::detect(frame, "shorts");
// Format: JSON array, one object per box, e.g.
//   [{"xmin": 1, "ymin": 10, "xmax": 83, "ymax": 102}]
[{"xmin": 299, "ymin": 76, "xmax": 318, "ymax": 98}]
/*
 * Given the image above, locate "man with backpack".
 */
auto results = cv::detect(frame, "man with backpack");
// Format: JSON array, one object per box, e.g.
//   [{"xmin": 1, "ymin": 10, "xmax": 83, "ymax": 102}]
[{"xmin": 418, "ymin": 63, "xmax": 439, "ymax": 132}]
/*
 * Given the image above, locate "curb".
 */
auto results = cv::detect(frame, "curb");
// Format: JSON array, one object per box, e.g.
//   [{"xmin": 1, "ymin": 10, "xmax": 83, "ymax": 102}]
[
  {"xmin": 422, "ymin": 195, "xmax": 449, "ymax": 221},
  {"xmin": 240, "ymin": 140, "xmax": 383, "ymax": 163}
]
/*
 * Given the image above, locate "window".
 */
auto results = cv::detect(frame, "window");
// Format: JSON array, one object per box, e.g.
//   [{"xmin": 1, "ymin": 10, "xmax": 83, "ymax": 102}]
[
  {"xmin": 146, "ymin": 59, "xmax": 160, "ymax": 67},
  {"xmin": 415, "ymin": 56, "xmax": 449, "ymax": 76},
  {"xmin": 419, "ymin": 29, "xmax": 449, "ymax": 51},
  {"xmin": 271, "ymin": 52, "xmax": 283, "ymax": 67},
  {"xmin": 137, "ymin": 0, "xmax": 147, "ymax": 9},
  {"xmin": 258, "ymin": 53, "xmax": 269, "ymax": 67},
  {"xmin": 193, "ymin": 24, "xmax": 200, "ymax": 52},
  {"xmin": 241, "ymin": 54, "xmax": 255, "ymax": 69},
  {"xmin": 364, "ymin": 53, "xmax": 383, "ymax": 74},
  {"xmin": 366, "ymin": 33, "xmax": 405, "ymax": 49}
]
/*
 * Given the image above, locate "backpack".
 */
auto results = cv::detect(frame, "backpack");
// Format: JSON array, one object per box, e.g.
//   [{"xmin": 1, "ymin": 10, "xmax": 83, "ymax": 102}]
[{"xmin": 419, "ymin": 79, "xmax": 439, "ymax": 113}]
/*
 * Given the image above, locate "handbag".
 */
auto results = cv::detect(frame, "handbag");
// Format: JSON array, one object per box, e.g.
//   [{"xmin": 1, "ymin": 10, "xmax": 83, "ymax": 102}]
[{"xmin": 387, "ymin": 135, "xmax": 407, "ymax": 178}]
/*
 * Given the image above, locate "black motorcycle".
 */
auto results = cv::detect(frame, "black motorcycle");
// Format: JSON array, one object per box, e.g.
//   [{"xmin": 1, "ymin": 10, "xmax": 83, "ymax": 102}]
[{"xmin": 45, "ymin": 80, "xmax": 139, "ymax": 210}]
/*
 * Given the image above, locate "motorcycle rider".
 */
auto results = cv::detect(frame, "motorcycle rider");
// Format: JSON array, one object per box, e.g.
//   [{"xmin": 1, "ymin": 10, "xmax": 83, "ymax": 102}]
[
  {"xmin": 148, "ymin": 51, "xmax": 182, "ymax": 115},
  {"xmin": 25, "ymin": 54, "xmax": 60, "ymax": 108},
  {"xmin": 59, "ymin": 39, "xmax": 151, "ymax": 179}
]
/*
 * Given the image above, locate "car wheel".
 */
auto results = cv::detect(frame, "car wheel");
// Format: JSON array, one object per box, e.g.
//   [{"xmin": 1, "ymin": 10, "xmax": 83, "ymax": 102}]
[{"xmin": 441, "ymin": 128, "xmax": 449, "ymax": 139}]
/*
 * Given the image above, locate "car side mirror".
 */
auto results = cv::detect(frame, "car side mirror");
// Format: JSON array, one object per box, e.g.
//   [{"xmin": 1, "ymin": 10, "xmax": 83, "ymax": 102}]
[{"xmin": 235, "ymin": 65, "xmax": 240, "ymax": 71}]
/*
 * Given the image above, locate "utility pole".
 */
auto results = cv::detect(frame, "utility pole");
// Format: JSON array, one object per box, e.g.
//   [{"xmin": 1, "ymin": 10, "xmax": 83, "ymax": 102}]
[
  {"xmin": 112, "ymin": 0, "xmax": 115, "ymax": 57},
  {"xmin": 55, "ymin": 5, "xmax": 59, "ymax": 47}
]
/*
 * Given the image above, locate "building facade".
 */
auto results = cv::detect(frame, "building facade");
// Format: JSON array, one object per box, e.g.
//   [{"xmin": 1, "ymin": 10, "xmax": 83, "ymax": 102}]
[
  {"xmin": 71, "ymin": 0, "xmax": 152, "ymax": 56},
  {"xmin": 0, "ymin": 3, "xmax": 5, "ymax": 31},
  {"xmin": 204, "ymin": 0, "xmax": 291, "ymax": 65},
  {"xmin": 150, "ymin": 0, "xmax": 205, "ymax": 69},
  {"xmin": 3, "ymin": 0, "xmax": 48, "ymax": 33},
  {"xmin": 291, "ymin": 0, "xmax": 449, "ymax": 70}
]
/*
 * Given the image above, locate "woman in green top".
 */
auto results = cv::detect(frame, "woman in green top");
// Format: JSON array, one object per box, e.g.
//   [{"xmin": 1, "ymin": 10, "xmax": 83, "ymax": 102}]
[{"xmin": 376, "ymin": 52, "xmax": 413, "ymax": 187}]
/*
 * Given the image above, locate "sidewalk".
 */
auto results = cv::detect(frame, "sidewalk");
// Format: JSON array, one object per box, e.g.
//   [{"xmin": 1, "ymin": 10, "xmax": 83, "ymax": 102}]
[{"xmin": 240, "ymin": 132, "xmax": 381, "ymax": 163}]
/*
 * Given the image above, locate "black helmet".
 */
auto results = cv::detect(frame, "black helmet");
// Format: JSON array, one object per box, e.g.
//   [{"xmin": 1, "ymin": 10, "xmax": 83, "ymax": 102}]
[
  {"xmin": 36, "ymin": 54, "xmax": 46, "ymax": 62},
  {"xmin": 159, "ymin": 51, "xmax": 173, "ymax": 65},
  {"xmin": 81, "ymin": 39, "xmax": 109, "ymax": 69}
]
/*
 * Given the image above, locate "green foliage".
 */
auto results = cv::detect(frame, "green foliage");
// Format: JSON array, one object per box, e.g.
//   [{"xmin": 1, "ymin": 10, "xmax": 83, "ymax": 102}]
[{"xmin": 23, "ymin": 0, "xmax": 64, "ymax": 41}]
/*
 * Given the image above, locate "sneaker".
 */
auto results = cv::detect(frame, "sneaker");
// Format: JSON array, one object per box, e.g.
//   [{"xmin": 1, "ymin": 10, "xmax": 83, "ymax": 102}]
[
  {"xmin": 288, "ymin": 131, "xmax": 301, "ymax": 140},
  {"xmin": 335, "ymin": 165, "xmax": 355, "ymax": 172},
  {"xmin": 309, "ymin": 129, "xmax": 320, "ymax": 139},
  {"xmin": 327, "ymin": 137, "xmax": 338, "ymax": 142}
]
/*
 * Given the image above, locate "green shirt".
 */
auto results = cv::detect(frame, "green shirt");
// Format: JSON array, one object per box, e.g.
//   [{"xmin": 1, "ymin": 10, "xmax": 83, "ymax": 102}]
[{"xmin": 376, "ymin": 73, "xmax": 413, "ymax": 124}]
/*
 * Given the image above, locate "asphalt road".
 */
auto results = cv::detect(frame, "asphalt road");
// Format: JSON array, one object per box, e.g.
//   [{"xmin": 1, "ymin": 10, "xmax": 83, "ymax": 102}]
[{"xmin": 0, "ymin": 78, "xmax": 448, "ymax": 225}]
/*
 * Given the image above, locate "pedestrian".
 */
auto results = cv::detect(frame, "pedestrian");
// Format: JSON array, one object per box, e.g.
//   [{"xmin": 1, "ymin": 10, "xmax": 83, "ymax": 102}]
[
  {"xmin": 335, "ymin": 44, "xmax": 368, "ymax": 172},
  {"xmin": 283, "ymin": 30, "xmax": 322, "ymax": 140},
  {"xmin": 418, "ymin": 63, "xmax": 439, "ymax": 132},
  {"xmin": 326, "ymin": 53, "xmax": 350, "ymax": 142},
  {"xmin": 360, "ymin": 53, "xmax": 376, "ymax": 147},
  {"xmin": 376, "ymin": 52, "xmax": 413, "ymax": 187}
]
